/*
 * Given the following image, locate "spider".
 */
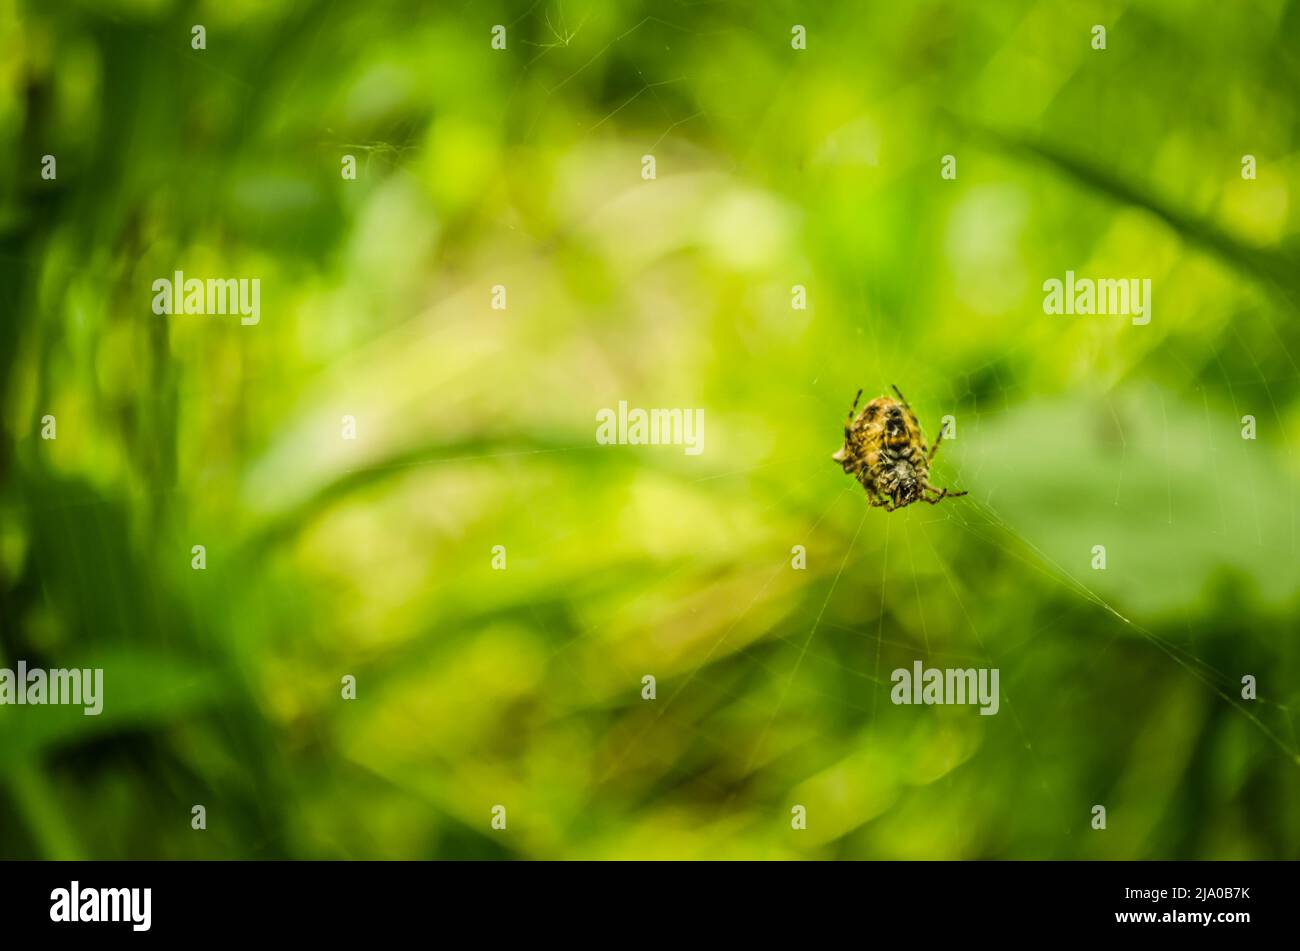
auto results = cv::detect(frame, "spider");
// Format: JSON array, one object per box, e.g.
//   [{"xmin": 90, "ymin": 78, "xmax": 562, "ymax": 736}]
[{"xmin": 832, "ymin": 385, "xmax": 967, "ymax": 511}]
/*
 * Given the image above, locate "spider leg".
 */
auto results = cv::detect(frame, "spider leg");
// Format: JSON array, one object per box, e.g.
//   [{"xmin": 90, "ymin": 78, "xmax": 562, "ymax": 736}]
[
  {"xmin": 927, "ymin": 429, "xmax": 945, "ymax": 462},
  {"xmin": 891, "ymin": 384, "xmax": 908, "ymax": 405},
  {"xmin": 923, "ymin": 487, "xmax": 968, "ymax": 504},
  {"xmin": 834, "ymin": 390, "xmax": 865, "ymax": 465},
  {"xmin": 844, "ymin": 388, "xmax": 863, "ymax": 439}
]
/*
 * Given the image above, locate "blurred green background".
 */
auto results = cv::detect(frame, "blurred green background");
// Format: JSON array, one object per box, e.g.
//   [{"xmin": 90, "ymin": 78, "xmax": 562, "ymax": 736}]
[{"xmin": 2, "ymin": 0, "xmax": 1299, "ymax": 859}]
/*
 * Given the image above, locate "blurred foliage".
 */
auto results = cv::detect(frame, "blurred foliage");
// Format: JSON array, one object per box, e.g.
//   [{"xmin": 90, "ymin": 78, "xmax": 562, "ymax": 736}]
[{"xmin": 1, "ymin": 0, "xmax": 1299, "ymax": 859}]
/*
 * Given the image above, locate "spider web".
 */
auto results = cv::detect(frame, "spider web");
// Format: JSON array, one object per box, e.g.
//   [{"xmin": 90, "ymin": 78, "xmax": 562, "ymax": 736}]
[
  {"xmin": 8, "ymin": 0, "xmax": 1298, "ymax": 863},
  {"xmin": 426, "ymin": 0, "xmax": 1300, "ymax": 855}
]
